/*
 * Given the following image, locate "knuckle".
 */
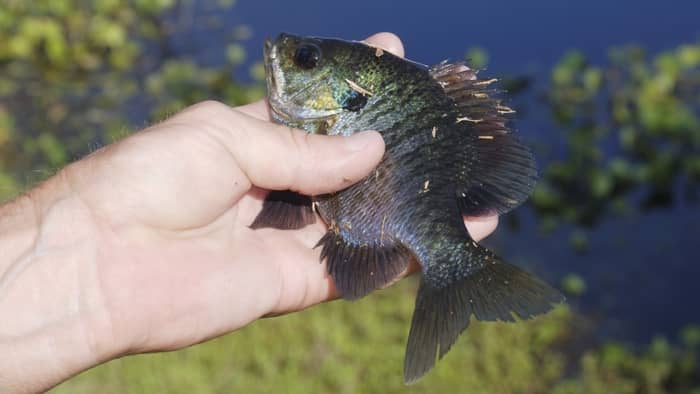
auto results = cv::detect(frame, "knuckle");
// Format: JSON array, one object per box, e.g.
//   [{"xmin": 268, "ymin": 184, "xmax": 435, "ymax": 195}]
[
  {"xmin": 192, "ymin": 100, "xmax": 229, "ymax": 113},
  {"xmin": 173, "ymin": 100, "xmax": 236, "ymax": 127},
  {"xmin": 286, "ymin": 127, "xmax": 316, "ymax": 191}
]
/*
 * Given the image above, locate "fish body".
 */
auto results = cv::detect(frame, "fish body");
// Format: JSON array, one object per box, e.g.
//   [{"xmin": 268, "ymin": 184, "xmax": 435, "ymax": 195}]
[{"xmin": 253, "ymin": 33, "xmax": 563, "ymax": 383}]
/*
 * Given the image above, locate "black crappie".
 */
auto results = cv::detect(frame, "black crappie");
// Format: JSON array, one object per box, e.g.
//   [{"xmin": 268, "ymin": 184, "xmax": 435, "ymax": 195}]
[{"xmin": 252, "ymin": 33, "xmax": 564, "ymax": 383}]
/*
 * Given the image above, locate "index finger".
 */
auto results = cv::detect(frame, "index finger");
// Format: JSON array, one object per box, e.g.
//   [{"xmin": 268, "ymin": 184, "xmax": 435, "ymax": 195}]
[{"xmin": 362, "ymin": 32, "xmax": 405, "ymax": 58}]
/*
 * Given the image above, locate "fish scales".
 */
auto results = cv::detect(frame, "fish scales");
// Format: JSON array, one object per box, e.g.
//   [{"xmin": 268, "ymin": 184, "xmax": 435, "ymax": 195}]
[{"xmin": 251, "ymin": 33, "xmax": 564, "ymax": 383}]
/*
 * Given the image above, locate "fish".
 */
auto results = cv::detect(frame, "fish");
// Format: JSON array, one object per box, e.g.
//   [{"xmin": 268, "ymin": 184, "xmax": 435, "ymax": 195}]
[{"xmin": 252, "ymin": 33, "xmax": 564, "ymax": 383}]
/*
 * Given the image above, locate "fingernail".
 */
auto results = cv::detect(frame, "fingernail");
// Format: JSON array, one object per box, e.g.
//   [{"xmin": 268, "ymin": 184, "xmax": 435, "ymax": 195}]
[{"xmin": 345, "ymin": 131, "xmax": 380, "ymax": 152}]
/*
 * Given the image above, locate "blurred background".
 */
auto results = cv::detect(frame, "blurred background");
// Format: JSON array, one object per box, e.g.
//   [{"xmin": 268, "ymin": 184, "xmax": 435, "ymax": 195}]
[{"xmin": 1, "ymin": 0, "xmax": 698, "ymax": 392}]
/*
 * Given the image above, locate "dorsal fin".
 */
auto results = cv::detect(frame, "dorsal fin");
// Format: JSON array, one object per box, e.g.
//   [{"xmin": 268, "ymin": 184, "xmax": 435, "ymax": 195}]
[
  {"xmin": 430, "ymin": 61, "xmax": 537, "ymax": 216},
  {"xmin": 429, "ymin": 60, "xmax": 513, "ymax": 127}
]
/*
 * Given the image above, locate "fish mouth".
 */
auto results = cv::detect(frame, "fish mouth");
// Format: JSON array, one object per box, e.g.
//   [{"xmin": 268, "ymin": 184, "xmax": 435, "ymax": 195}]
[
  {"xmin": 264, "ymin": 37, "xmax": 290, "ymax": 123},
  {"xmin": 263, "ymin": 38, "xmax": 284, "ymax": 120},
  {"xmin": 263, "ymin": 36, "xmax": 339, "ymax": 128}
]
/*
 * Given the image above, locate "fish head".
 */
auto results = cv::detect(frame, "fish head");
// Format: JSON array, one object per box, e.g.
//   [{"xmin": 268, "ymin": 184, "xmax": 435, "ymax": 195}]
[{"xmin": 264, "ymin": 33, "xmax": 393, "ymax": 133}]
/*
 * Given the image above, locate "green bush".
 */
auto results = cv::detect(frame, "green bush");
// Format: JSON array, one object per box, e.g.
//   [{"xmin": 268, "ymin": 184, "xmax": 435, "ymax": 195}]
[
  {"xmin": 0, "ymin": 0, "xmax": 262, "ymax": 201},
  {"xmin": 53, "ymin": 280, "xmax": 699, "ymax": 393}
]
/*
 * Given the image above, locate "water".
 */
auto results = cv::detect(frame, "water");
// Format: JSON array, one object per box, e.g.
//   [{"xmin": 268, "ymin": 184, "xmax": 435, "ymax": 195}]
[
  {"xmin": 223, "ymin": 0, "xmax": 700, "ymax": 343},
  {"xmin": 231, "ymin": 0, "xmax": 700, "ymax": 74}
]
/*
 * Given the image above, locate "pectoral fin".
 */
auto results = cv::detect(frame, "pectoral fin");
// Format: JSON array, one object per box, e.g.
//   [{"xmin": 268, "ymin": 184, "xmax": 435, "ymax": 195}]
[{"xmin": 250, "ymin": 191, "xmax": 316, "ymax": 230}]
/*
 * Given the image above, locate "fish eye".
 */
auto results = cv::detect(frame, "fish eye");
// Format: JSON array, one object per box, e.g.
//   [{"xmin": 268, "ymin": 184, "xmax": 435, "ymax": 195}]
[{"xmin": 294, "ymin": 43, "xmax": 321, "ymax": 70}]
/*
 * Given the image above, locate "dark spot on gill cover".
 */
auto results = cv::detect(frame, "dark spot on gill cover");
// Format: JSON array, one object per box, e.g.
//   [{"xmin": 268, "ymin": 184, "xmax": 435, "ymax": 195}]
[{"xmin": 343, "ymin": 89, "xmax": 368, "ymax": 112}]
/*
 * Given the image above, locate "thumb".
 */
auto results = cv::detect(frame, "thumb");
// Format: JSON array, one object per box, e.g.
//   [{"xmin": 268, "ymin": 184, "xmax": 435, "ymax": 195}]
[
  {"xmin": 237, "ymin": 124, "xmax": 385, "ymax": 195},
  {"xmin": 182, "ymin": 101, "xmax": 385, "ymax": 195},
  {"xmin": 234, "ymin": 119, "xmax": 385, "ymax": 195}
]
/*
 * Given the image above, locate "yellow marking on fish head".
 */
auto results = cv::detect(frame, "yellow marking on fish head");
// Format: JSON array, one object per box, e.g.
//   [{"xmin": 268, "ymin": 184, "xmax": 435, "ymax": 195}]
[{"xmin": 301, "ymin": 84, "xmax": 340, "ymax": 110}]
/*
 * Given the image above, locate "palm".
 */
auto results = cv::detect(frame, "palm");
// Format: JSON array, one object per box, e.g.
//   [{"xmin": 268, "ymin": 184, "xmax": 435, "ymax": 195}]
[{"xmin": 83, "ymin": 117, "xmax": 336, "ymax": 352}]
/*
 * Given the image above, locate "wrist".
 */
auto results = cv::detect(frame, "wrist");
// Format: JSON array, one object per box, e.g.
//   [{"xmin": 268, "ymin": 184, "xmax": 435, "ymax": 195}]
[
  {"xmin": 0, "ymin": 169, "xmax": 117, "ymax": 393},
  {"xmin": 0, "ymin": 194, "xmax": 39, "ymax": 280}
]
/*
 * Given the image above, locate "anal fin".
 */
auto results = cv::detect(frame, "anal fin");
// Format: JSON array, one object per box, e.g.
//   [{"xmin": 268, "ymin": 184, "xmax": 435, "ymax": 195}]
[
  {"xmin": 250, "ymin": 190, "xmax": 315, "ymax": 230},
  {"xmin": 315, "ymin": 231, "xmax": 414, "ymax": 300}
]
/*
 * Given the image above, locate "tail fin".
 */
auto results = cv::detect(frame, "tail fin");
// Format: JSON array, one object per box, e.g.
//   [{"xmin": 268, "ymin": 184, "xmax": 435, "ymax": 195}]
[{"xmin": 403, "ymin": 249, "xmax": 563, "ymax": 384}]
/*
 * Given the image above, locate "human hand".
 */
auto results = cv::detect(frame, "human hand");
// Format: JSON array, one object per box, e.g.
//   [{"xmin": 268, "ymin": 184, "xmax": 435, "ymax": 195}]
[{"xmin": 0, "ymin": 32, "xmax": 497, "ymax": 393}]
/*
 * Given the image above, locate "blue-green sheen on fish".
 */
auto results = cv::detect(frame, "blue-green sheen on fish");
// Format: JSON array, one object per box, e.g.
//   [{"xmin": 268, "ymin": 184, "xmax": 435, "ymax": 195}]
[{"xmin": 251, "ymin": 33, "xmax": 564, "ymax": 383}]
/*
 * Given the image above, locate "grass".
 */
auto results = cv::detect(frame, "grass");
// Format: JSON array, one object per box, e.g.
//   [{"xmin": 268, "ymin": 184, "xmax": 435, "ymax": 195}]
[{"xmin": 51, "ymin": 278, "xmax": 699, "ymax": 394}]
